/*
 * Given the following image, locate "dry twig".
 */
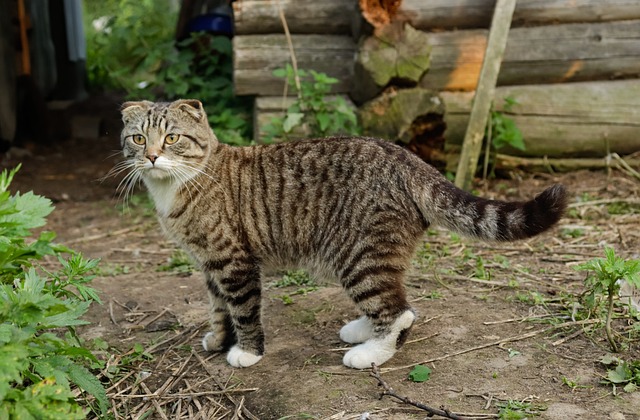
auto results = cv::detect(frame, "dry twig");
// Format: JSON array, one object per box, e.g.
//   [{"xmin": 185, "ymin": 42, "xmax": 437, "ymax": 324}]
[{"xmin": 370, "ymin": 363, "xmax": 471, "ymax": 420}]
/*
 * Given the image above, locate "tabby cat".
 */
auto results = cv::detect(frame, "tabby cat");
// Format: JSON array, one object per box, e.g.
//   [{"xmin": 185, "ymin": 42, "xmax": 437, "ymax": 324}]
[{"xmin": 117, "ymin": 99, "xmax": 566, "ymax": 369}]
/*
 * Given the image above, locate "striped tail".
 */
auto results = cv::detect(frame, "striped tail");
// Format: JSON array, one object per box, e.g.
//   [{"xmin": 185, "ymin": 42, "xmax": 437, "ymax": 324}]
[{"xmin": 418, "ymin": 181, "xmax": 567, "ymax": 241}]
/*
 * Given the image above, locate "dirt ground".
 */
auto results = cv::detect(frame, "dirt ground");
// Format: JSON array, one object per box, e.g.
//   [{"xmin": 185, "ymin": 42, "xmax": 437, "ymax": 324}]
[{"xmin": 3, "ymin": 100, "xmax": 640, "ymax": 419}]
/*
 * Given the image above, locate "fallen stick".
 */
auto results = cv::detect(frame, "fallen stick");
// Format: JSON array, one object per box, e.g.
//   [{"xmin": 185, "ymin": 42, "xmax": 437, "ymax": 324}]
[
  {"xmin": 381, "ymin": 319, "xmax": 599, "ymax": 373},
  {"xmin": 370, "ymin": 363, "xmax": 472, "ymax": 420}
]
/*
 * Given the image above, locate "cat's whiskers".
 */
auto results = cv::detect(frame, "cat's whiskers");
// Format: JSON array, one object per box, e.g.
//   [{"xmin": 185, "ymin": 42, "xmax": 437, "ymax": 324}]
[
  {"xmin": 101, "ymin": 159, "xmax": 136, "ymax": 183},
  {"xmin": 116, "ymin": 162, "xmax": 144, "ymax": 212}
]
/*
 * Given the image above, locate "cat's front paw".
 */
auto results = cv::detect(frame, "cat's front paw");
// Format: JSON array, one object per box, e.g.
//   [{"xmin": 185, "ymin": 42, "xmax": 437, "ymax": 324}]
[
  {"xmin": 227, "ymin": 345, "xmax": 263, "ymax": 368},
  {"xmin": 343, "ymin": 340, "xmax": 396, "ymax": 369},
  {"xmin": 339, "ymin": 316, "xmax": 374, "ymax": 344},
  {"xmin": 202, "ymin": 332, "xmax": 226, "ymax": 352}
]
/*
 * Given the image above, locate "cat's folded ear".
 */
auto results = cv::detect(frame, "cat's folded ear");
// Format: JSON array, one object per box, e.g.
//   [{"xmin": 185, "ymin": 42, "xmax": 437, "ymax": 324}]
[
  {"xmin": 171, "ymin": 99, "xmax": 205, "ymax": 122},
  {"xmin": 121, "ymin": 101, "xmax": 152, "ymax": 124}
]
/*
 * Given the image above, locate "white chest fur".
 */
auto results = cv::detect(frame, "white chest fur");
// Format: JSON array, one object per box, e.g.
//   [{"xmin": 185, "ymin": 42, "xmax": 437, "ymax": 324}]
[{"xmin": 143, "ymin": 177, "xmax": 179, "ymax": 217}]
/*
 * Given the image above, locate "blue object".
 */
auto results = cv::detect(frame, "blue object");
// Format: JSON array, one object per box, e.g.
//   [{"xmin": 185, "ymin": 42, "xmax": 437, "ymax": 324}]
[{"xmin": 186, "ymin": 13, "xmax": 233, "ymax": 37}]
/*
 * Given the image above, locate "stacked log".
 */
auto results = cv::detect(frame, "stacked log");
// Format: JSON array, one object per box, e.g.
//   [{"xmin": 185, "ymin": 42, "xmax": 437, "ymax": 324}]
[
  {"xmin": 233, "ymin": 0, "xmax": 640, "ymax": 165},
  {"xmin": 442, "ymin": 79, "xmax": 640, "ymax": 166}
]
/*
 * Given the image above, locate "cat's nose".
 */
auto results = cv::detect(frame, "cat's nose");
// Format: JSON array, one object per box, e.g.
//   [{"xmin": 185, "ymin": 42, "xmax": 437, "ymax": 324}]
[{"xmin": 146, "ymin": 153, "xmax": 158, "ymax": 164}]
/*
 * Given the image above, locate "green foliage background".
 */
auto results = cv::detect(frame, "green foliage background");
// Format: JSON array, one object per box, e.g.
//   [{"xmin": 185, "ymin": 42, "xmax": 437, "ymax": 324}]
[{"xmin": 83, "ymin": 0, "xmax": 252, "ymax": 145}]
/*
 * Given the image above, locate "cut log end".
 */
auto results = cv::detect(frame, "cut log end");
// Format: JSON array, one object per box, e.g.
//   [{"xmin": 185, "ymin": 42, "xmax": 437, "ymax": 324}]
[{"xmin": 359, "ymin": 0, "xmax": 403, "ymax": 28}]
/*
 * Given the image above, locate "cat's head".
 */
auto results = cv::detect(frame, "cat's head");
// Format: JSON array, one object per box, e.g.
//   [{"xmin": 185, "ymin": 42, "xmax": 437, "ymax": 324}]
[{"xmin": 119, "ymin": 99, "xmax": 215, "ymax": 183}]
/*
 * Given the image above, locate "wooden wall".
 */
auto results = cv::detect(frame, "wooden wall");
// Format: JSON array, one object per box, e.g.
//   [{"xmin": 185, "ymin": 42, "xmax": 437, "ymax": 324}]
[{"xmin": 232, "ymin": 0, "xmax": 640, "ymax": 161}]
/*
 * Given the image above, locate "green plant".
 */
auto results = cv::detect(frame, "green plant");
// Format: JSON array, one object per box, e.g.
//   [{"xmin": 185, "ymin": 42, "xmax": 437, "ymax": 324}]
[
  {"xmin": 84, "ymin": 0, "xmax": 178, "ymax": 92},
  {"xmin": 137, "ymin": 32, "xmax": 252, "ymax": 145},
  {"xmin": 576, "ymin": 247, "xmax": 640, "ymax": 352},
  {"xmin": 408, "ymin": 365, "xmax": 431, "ymax": 383},
  {"xmin": 0, "ymin": 167, "xmax": 108, "ymax": 417},
  {"xmin": 490, "ymin": 97, "xmax": 525, "ymax": 151},
  {"xmin": 157, "ymin": 249, "xmax": 194, "ymax": 274},
  {"xmin": 601, "ymin": 355, "xmax": 640, "ymax": 393},
  {"xmin": 272, "ymin": 270, "xmax": 315, "ymax": 288},
  {"xmin": 483, "ymin": 96, "xmax": 525, "ymax": 179},
  {"xmin": 562, "ymin": 376, "xmax": 589, "ymax": 391},
  {"xmin": 496, "ymin": 399, "xmax": 546, "ymax": 419},
  {"xmin": 84, "ymin": 1, "xmax": 252, "ymax": 145},
  {"xmin": 263, "ymin": 64, "xmax": 360, "ymax": 142}
]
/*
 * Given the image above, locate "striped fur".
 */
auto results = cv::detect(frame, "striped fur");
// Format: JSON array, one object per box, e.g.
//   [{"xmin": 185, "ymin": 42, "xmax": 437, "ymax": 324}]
[{"xmin": 117, "ymin": 99, "xmax": 567, "ymax": 369}]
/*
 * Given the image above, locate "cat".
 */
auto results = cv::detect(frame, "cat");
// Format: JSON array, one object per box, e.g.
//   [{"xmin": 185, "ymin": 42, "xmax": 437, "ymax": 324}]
[{"xmin": 116, "ymin": 99, "xmax": 567, "ymax": 369}]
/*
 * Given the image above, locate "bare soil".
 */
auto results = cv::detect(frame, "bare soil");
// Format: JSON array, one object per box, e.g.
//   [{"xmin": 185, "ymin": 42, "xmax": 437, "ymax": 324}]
[{"xmin": 3, "ymin": 106, "xmax": 640, "ymax": 419}]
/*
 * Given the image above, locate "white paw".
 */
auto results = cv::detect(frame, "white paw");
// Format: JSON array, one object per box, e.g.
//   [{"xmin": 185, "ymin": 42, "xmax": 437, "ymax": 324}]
[
  {"xmin": 202, "ymin": 332, "xmax": 224, "ymax": 352},
  {"xmin": 343, "ymin": 340, "xmax": 396, "ymax": 369},
  {"xmin": 340, "ymin": 316, "xmax": 374, "ymax": 344},
  {"xmin": 342, "ymin": 310, "xmax": 416, "ymax": 369},
  {"xmin": 226, "ymin": 345, "xmax": 263, "ymax": 368}
]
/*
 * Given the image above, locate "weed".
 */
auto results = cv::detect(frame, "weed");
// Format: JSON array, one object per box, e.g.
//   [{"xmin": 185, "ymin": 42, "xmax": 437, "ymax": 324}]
[
  {"xmin": 272, "ymin": 270, "xmax": 316, "ymax": 288},
  {"xmin": 562, "ymin": 376, "xmax": 589, "ymax": 391},
  {"xmin": 408, "ymin": 365, "xmax": 431, "ymax": 382},
  {"xmin": 601, "ymin": 355, "xmax": 640, "ymax": 393},
  {"xmin": 0, "ymin": 167, "xmax": 108, "ymax": 417},
  {"xmin": 263, "ymin": 64, "xmax": 360, "ymax": 142},
  {"xmin": 576, "ymin": 247, "xmax": 640, "ymax": 352},
  {"xmin": 561, "ymin": 228, "xmax": 585, "ymax": 239},
  {"xmin": 496, "ymin": 399, "xmax": 546, "ymax": 419},
  {"xmin": 483, "ymin": 96, "xmax": 524, "ymax": 178},
  {"xmin": 157, "ymin": 249, "xmax": 194, "ymax": 274},
  {"xmin": 607, "ymin": 201, "xmax": 640, "ymax": 215}
]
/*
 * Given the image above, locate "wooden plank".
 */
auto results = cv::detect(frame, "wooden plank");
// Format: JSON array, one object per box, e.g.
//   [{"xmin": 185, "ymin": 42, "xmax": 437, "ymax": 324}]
[
  {"xmin": 399, "ymin": 0, "xmax": 640, "ymax": 30},
  {"xmin": 233, "ymin": 35, "xmax": 356, "ymax": 96},
  {"xmin": 455, "ymin": 0, "xmax": 516, "ymax": 190},
  {"xmin": 420, "ymin": 20, "xmax": 640, "ymax": 91},
  {"xmin": 442, "ymin": 79, "xmax": 640, "ymax": 159},
  {"xmin": 233, "ymin": 0, "xmax": 356, "ymax": 35}
]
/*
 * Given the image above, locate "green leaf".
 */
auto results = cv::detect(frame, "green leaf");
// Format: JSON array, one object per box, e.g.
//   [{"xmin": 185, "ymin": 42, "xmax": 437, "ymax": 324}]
[
  {"xmin": 283, "ymin": 112, "xmax": 304, "ymax": 133},
  {"xmin": 316, "ymin": 113, "xmax": 331, "ymax": 133},
  {"xmin": 607, "ymin": 364, "xmax": 631, "ymax": 384},
  {"xmin": 67, "ymin": 363, "xmax": 109, "ymax": 415},
  {"xmin": 408, "ymin": 365, "xmax": 431, "ymax": 382},
  {"xmin": 623, "ymin": 382, "xmax": 638, "ymax": 393}
]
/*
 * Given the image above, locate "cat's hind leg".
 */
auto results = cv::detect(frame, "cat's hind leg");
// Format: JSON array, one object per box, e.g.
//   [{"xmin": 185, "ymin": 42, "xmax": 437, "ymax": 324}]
[
  {"xmin": 339, "ymin": 316, "xmax": 374, "ymax": 344},
  {"xmin": 340, "ymin": 260, "xmax": 415, "ymax": 369},
  {"xmin": 342, "ymin": 309, "xmax": 415, "ymax": 369}
]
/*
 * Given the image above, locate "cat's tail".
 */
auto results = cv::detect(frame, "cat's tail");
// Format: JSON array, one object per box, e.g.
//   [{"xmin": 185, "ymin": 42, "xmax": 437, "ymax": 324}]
[{"xmin": 416, "ymin": 180, "xmax": 567, "ymax": 242}]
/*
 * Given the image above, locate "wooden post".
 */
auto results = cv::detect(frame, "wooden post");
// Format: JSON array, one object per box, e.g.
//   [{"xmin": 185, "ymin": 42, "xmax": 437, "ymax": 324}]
[{"xmin": 454, "ymin": 0, "xmax": 516, "ymax": 190}]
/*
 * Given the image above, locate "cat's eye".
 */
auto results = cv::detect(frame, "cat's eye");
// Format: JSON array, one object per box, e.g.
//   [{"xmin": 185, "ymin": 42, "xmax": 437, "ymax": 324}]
[
  {"xmin": 131, "ymin": 134, "xmax": 146, "ymax": 145},
  {"xmin": 165, "ymin": 134, "xmax": 180, "ymax": 145}
]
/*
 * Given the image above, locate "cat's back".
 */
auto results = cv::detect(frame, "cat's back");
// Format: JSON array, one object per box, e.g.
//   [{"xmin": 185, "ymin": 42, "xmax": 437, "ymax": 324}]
[{"xmin": 235, "ymin": 137, "xmax": 431, "ymax": 265}]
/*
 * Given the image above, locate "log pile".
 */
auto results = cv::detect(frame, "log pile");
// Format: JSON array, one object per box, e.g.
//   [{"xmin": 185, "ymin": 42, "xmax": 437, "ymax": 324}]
[{"xmin": 232, "ymin": 0, "xmax": 640, "ymax": 168}]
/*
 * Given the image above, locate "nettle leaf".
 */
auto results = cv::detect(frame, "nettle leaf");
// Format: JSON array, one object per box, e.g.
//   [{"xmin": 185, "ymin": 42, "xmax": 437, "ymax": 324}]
[
  {"xmin": 316, "ymin": 113, "xmax": 331, "ymax": 132},
  {"xmin": 283, "ymin": 113, "xmax": 304, "ymax": 133},
  {"xmin": 67, "ymin": 363, "xmax": 109, "ymax": 415},
  {"xmin": 408, "ymin": 365, "xmax": 432, "ymax": 382}
]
